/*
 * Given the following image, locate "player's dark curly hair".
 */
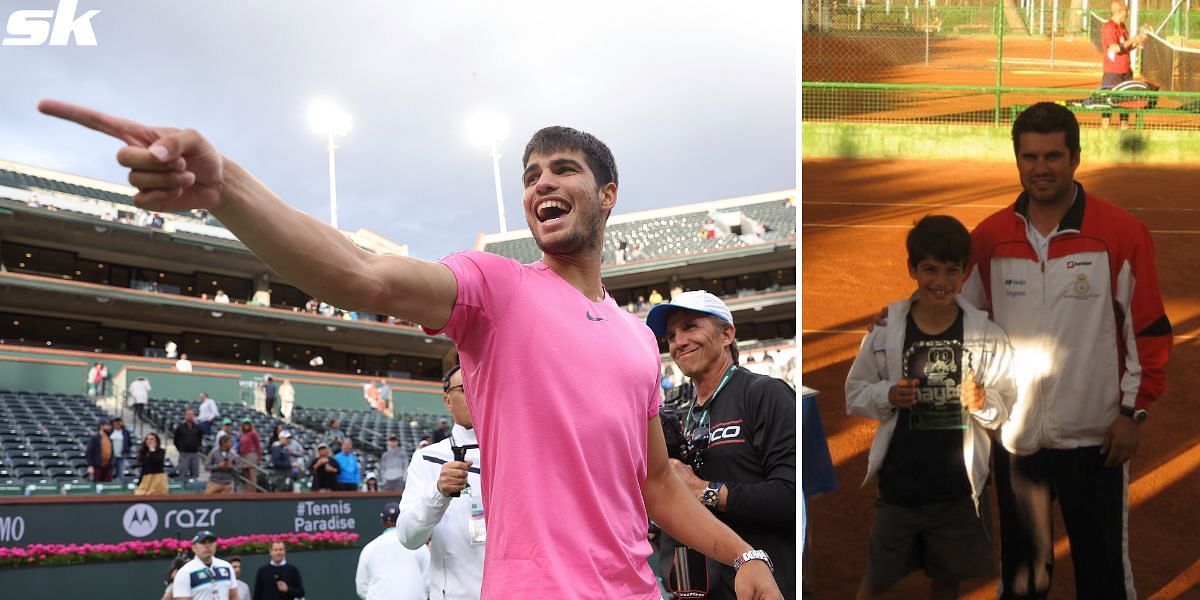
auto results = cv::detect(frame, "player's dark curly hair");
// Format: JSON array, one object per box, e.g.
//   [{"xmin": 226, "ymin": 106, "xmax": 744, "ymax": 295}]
[
  {"xmin": 1012, "ymin": 102, "xmax": 1081, "ymax": 156},
  {"xmin": 522, "ymin": 126, "xmax": 618, "ymax": 189},
  {"xmin": 907, "ymin": 215, "xmax": 972, "ymax": 269}
]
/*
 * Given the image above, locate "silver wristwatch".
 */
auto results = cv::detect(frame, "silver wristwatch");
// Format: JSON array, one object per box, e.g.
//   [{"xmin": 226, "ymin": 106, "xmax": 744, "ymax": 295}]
[{"xmin": 733, "ymin": 549, "xmax": 774, "ymax": 573}]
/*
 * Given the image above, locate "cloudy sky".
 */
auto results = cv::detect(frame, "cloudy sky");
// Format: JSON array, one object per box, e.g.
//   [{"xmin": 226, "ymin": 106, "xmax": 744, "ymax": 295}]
[{"xmin": 2, "ymin": 0, "xmax": 796, "ymax": 260}]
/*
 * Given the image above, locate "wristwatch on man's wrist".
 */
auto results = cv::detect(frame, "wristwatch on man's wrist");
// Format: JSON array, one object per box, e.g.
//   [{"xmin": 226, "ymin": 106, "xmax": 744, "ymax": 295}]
[
  {"xmin": 733, "ymin": 549, "xmax": 774, "ymax": 573},
  {"xmin": 1120, "ymin": 405, "xmax": 1149, "ymax": 424},
  {"xmin": 701, "ymin": 481, "xmax": 723, "ymax": 509}
]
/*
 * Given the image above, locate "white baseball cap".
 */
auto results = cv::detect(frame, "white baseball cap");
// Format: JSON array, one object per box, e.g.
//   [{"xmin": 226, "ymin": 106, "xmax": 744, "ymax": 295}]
[{"xmin": 645, "ymin": 290, "xmax": 734, "ymax": 337}]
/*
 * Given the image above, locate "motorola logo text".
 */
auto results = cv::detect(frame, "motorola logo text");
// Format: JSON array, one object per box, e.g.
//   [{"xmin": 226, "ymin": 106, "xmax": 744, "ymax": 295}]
[
  {"xmin": 3, "ymin": 0, "xmax": 100, "ymax": 47},
  {"xmin": 123, "ymin": 504, "xmax": 159, "ymax": 538}
]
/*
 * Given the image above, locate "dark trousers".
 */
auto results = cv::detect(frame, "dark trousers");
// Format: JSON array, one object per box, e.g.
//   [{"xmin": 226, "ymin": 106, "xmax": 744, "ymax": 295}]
[
  {"xmin": 994, "ymin": 444, "xmax": 1132, "ymax": 600},
  {"xmin": 265, "ymin": 396, "xmax": 276, "ymax": 416}
]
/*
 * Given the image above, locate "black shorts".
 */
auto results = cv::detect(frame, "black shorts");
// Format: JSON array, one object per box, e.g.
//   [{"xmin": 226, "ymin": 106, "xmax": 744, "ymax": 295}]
[{"xmin": 864, "ymin": 495, "xmax": 995, "ymax": 591}]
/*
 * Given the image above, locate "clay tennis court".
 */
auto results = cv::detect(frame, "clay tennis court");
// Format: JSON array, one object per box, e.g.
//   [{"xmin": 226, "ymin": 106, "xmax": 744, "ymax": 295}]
[{"xmin": 800, "ymin": 157, "xmax": 1200, "ymax": 599}]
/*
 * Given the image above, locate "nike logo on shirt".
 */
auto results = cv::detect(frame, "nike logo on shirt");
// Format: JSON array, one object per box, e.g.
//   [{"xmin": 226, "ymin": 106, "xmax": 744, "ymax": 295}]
[{"xmin": 586, "ymin": 311, "xmax": 606, "ymax": 322}]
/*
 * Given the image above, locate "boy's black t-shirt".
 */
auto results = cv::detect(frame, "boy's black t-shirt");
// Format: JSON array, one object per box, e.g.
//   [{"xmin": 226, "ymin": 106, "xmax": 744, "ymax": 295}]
[{"xmin": 878, "ymin": 308, "xmax": 972, "ymax": 507}]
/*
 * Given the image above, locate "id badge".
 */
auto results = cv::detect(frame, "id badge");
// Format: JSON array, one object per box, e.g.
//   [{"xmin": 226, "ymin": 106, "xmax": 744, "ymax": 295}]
[{"xmin": 466, "ymin": 487, "xmax": 487, "ymax": 544}]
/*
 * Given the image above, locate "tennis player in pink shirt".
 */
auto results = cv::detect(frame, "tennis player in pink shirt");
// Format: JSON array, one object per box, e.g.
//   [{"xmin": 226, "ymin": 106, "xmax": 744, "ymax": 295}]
[{"xmin": 40, "ymin": 100, "xmax": 784, "ymax": 600}]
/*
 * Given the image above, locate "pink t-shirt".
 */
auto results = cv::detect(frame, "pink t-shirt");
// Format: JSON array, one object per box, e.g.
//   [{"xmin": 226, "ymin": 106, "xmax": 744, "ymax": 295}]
[{"xmin": 425, "ymin": 251, "xmax": 662, "ymax": 599}]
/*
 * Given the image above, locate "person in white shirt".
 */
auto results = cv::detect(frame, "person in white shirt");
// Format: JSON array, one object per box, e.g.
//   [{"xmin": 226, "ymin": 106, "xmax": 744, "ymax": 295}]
[
  {"xmin": 396, "ymin": 366, "xmax": 485, "ymax": 600},
  {"xmin": 176, "ymin": 353, "xmax": 194, "ymax": 373},
  {"xmin": 165, "ymin": 340, "xmax": 178, "ymax": 359},
  {"xmin": 128, "ymin": 376, "xmax": 152, "ymax": 434},
  {"xmin": 198, "ymin": 392, "xmax": 220, "ymax": 437},
  {"xmin": 173, "ymin": 530, "xmax": 237, "ymax": 600},
  {"xmin": 356, "ymin": 502, "xmax": 431, "ymax": 600},
  {"xmin": 228, "ymin": 556, "xmax": 252, "ymax": 600},
  {"xmin": 213, "ymin": 289, "xmax": 231, "ymax": 304}
]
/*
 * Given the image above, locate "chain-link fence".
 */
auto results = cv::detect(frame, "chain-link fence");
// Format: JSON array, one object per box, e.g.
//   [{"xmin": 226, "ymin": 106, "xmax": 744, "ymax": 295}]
[
  {"xmin": 802, "ymin": 0, "xmax": 1200, "ymax": 130},
  {"xmin": 802, "ymin": 81, "xmax": 1200, "ymax": 129},
  {"xmin": 803, "ymin": 0, "xmax": 1197, "ymax": 87}
]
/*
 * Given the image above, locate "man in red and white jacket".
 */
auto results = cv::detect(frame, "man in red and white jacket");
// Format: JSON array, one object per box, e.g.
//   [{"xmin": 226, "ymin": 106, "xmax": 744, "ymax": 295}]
[{"xmin": 961, "ymin": 102, "xmax": 1172, "ymax": 600}]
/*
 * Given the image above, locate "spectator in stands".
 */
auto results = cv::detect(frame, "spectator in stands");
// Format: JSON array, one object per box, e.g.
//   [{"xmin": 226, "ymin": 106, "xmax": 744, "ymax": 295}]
[
  {"xmin": 269, "ymin": 422, "xmax": 286, "ymax": 447},
  {"xmin": 323, "ymin": 418, "xmax": 344, "ymax": 447},
  {"xmin": 269, "ymin": 431, "xmax": 296, "ymax": 492},
  {"xmin": 253, "ymin": 540, "xmax": 306, "ymax": 600},
  {"xmin": 109, "ymin": 415, "xmax": 132, "ymax": 481},
  {"xmin": 128, "ymin": 376, "xmax": 152, "ymax": 429},
  {"xmin": 214, "ymin": 289, "xmax": 231, "ymax": 304},
  {"xmin": 98, "ymin": 362, "xmax": 110, "ymax": 396},
  {"xmin": 648, "ymin": 288, "xmax": 665, "ymax": 305},
  {"xmin": 229, "ymin": 556, "xmax": 252, "ymax": 600},
  {"xmin": 380, "ymin": 434, "xmax": 409, "ymax": 493},
  {"xmin": 310, "ymin": 442, "xmax": 339, "ymax": 492},
  {"xmin": 364, "ymin": 381, "xmax": 380, "ymax": 411},
  {"xmin": 647, "ymin": 290, "xmax": 798, "ymax": 598},
  {"xmin": 378, "ymin": 379, "xmax": 392, "ymax": 414},
  {"xmin": 149, "ymin": 212, "xmax": 165, "ymax": 229},
  {"xmin": 636, "ymin": 295, "xmax": 647, "ymax": 313},
  {"xmin": 41, "ymin": 106, "xmax": 782, "ymax": 599},
  {"xmin": 85, "ymin": 417, "xmax": 116, "ymax": 482},
  {"xmin": 215, "ymin": 418, "xmax": 237, "ymax": 451},
  {"xmin": 701, "ymin": 217, "xmax": 718, "ymax": 239},
  {"xmin": 198, "ymin": 391, "xmax": 220, "ymax": 436},
  {"xmin": 175, "ymin": 352, "xmax": 194, "ymax": 372},
  {"xmin": 165, "ymin": 339, "xmax": 178, "ymax": 359},
  {"xmin": 25, "ymin": 191, "xmax": 40, "ymax": 208},
  {"xmin": 135, "ymin": 432, "xmax": 168, "ymax": 495},
  {"xmin": 174, "ymin": 408, "xmax": 204, "ymax": 481},
  {"xmin": 261, "ymin": 376, "xmax": 278, "ymax": 417},
  {"xmin": 284, "ymin": 430, "xmax": 305, "ymax": 482},
  {"xmin": 174, "ymin": 531, "xmax": 237, "ymax": 599},
  {"xmin": 86, "ymin": 362, "xmax": 104, "ymax": 397},
  {"xmin": 334, "ymin": 438, "xmax": 362, "ymax": 492},
  {"xmin": 396, "ymin": 364, "xmax": 485, "ymax": 600},
  {"xmin": 431, "ymin": 418, "xmax": 450, "ymax": 444},
  {"xmin": 279, "ymin": 379, "xmax": 296, "ymax": 421},
  {"xmin": 206, "ymin": 434, "xmax": 238, "ymax": 494},
  {"xmin": 365, "ymin": 472, "xmax": 379, "ymax": 492},
  {"xmin": 357, "ymin": 502, "xmax": 431, "ymax": 600},
  {"xmin": 304, "ymin": 298, "xmax": 319, "ymax": 313},
  {"xmin": 616, "ymin": 238, "xmax": 628, "ymax": 264},
  {"xmin": 238, "ymin": 417, "xmax": 263, "ymax": 493}
]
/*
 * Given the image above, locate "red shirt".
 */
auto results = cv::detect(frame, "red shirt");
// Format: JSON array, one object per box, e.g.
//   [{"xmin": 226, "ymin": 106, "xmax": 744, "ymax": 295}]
[{"xmin": 1102, "ymin": 19, "xmax": 1132, "ymax": 74}]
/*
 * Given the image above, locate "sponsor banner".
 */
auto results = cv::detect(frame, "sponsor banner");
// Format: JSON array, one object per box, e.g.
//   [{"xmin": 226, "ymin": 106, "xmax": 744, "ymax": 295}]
[{"xmin": 0, "ymin": 495, "xmax": 390, "ymax": 547}]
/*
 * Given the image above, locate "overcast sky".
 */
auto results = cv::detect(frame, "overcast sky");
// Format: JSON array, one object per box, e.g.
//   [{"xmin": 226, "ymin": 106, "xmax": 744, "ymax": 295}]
[{"xmin": 1, "ymin": 0, "xmax": 796, "ymax": 260}]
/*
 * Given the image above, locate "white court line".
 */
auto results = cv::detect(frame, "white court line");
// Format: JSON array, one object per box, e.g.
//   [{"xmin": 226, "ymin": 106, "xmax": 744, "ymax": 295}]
[{"xmin": 802, "ymin": 223, "xmax": 1200, "ymax": 235}]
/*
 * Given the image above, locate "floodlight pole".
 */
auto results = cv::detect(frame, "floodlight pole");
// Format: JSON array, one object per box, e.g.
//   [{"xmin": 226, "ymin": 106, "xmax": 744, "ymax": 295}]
[
  {"xmin": 327, "ymin": 133, "xmax": 339, "ymax": 229},
  {"xmin": 491, "ymin": 141, "xmax": 507, "ymax": 233}
]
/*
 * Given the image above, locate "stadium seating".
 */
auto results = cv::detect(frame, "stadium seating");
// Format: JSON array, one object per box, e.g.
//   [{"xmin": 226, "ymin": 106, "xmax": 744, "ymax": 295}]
[
  {"xmin": 0, "ymin": 389, "xmax": 121, "ymax": 493},
  {"xmin": 483, "ymin": 197, "xmax": 796, "ymax": 265}
]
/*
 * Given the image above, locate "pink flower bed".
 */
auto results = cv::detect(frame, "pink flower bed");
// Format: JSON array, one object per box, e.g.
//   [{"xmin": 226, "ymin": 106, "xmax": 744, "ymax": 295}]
[{"xmin": 0, "ymin": 531, "xmax": 357, "ymax": 568}]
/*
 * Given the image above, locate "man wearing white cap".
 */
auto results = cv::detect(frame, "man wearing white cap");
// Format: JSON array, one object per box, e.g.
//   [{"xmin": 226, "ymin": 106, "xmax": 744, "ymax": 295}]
[
  {"xmin": 173, "ymin": 530, "xmax": 238, "ymax": 599},
  {"xmin": 646, "ymin": 291, "xmax": 798, "ymax": 599}
]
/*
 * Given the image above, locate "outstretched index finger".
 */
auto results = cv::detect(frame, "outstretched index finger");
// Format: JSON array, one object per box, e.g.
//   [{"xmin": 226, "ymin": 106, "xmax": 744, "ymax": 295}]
[{"xmin": 38, "ymin": 99, "xmax": 159, "ymax": 147}]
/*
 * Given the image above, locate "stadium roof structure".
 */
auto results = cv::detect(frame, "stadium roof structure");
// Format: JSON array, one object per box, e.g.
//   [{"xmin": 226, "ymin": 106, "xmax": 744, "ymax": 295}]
[{"xmin": 0, "ymin": 159, "xmax": 408, "ymax": 257}]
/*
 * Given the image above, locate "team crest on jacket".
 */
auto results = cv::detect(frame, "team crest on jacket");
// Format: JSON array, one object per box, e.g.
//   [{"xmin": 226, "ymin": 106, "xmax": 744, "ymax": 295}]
[{"xmin": 1064, "ymin": 273, "xmax": 1098, "ymax": 300}]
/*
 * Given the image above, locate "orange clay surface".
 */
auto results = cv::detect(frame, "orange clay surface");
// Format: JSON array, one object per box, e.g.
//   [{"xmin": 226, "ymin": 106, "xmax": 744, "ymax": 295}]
[{"xmin": 801, "ymin": 157, "xmax": 1200, "ymax": 599}]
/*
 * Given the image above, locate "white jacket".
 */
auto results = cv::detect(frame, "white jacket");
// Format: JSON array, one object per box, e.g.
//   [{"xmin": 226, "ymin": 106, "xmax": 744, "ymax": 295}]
[
  {"xmin": 395, "ymin": 424, "xmax": 485, "ymax": 600},
  {"xmin": 356, "ymin": 527, "xmax": 431, "ymax": 600},
  {"xmin": 845, "ymin": 295, "xmax": 1016, "ymax": 509}
]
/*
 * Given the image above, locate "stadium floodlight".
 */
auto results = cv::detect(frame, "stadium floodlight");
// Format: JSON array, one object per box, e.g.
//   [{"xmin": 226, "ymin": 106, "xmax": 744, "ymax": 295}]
[
  {"xmin": 308, "ymin": 98, "xmax": 352, "ymax": 229},
  {"xmin": 464, "ymin": 109, "xmax": 511, "ymax": 233}
]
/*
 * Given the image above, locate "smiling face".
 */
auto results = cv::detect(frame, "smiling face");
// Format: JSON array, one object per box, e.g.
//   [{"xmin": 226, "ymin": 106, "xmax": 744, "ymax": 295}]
[
  {"xmin": 1016, "ymin": 131, "xmax": 1080, "ymax": 208},
  {"xmin": 521, "ymin": 149, "xmax": 616, "ymax": 258},
  {"xmin": 666, "ymin": 311, "xmax": 735, "ymax": 379},
  {"xmin": 909, "ymin": 257, "xmax": 966, "ymax": 308}
]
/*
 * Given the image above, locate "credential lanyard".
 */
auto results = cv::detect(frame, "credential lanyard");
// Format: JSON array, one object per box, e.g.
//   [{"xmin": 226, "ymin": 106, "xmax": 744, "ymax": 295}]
[{"xmin": 685, "ymin": 365, "xmax": 738, "ymax": 431}]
